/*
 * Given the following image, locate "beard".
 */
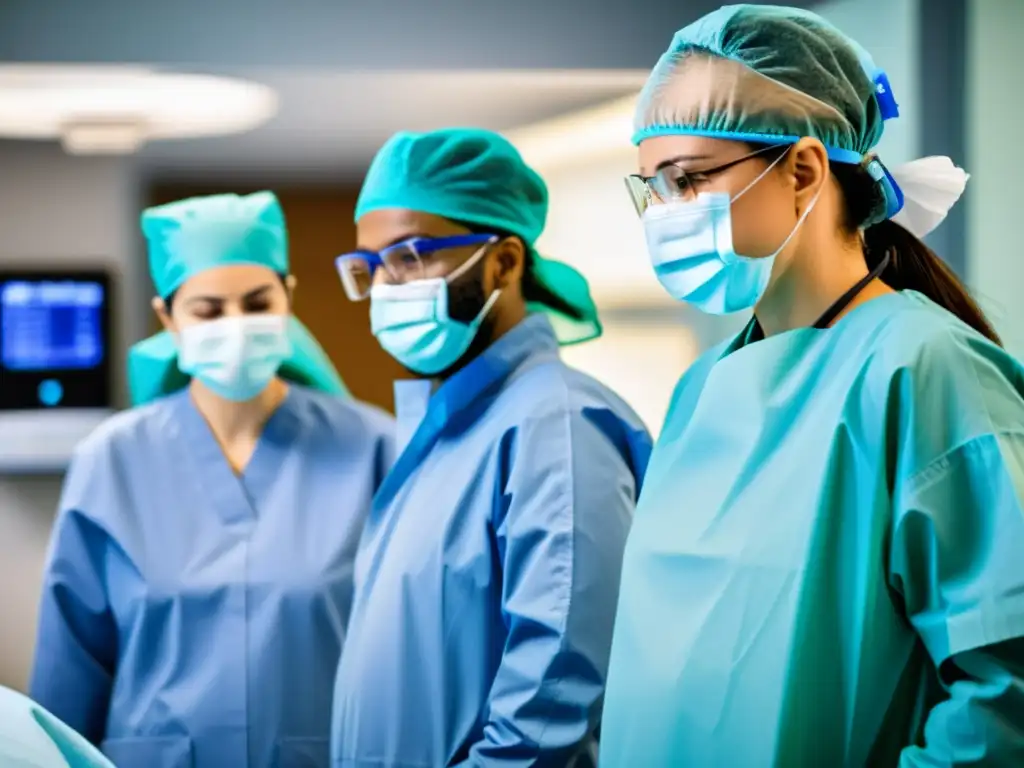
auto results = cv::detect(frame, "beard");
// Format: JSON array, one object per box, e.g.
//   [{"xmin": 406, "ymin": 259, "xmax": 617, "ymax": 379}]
[{"xmin": 414, "ymin": 258, "xmax": 497, "ymax": 381}]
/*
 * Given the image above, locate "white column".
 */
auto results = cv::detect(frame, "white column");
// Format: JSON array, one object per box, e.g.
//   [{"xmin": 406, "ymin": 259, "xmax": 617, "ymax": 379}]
[{"xmin": 966, "ymin": 0, "xmax": 1024, "ymax": 356}]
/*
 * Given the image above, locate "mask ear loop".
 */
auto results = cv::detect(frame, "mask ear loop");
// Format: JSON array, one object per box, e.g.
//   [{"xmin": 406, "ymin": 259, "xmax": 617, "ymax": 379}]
[
  {"xmin": 444, "ymin": 236, "xmax": 500, "ymax": 284},
  {"xmin": 730, "ymin": 146, "xmax": 824, "ymax": 262},
  {"xmin": 730, "ymin": 146, "xmax": 792, "ymax": 204},
  {"xmin": 442, "ymin": 236, "xmax": 503, "ymax": 327}
]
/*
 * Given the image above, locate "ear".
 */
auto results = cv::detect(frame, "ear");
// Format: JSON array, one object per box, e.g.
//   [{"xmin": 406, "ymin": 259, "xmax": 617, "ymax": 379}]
[
  {"xmin": 789, "ymin": 137, "xmax": 829, "ymax": 216},
  {"xmin": 488, "ymin": 237, "xmax": 526, "ymax": 293},
  {"xmin": 152, "ymin": 296, "xmax": 175, "ymax": 334},
  {"xmin": 284, "ymin": 274, "xmax": 297, "ymax": 305}
]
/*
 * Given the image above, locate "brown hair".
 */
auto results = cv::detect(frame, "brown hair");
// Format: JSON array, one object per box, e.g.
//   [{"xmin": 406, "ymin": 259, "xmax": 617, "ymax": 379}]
[{"xmin": 830, "ymin": 161, "xmax": 1001, "ymax": 345}]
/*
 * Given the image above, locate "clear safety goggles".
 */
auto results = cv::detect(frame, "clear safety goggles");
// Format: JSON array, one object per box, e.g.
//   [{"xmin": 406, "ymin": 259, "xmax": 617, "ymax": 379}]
[
  {"xmin": 624, "ymin": 143, "xmax": 786, "ymax": 217},
  {"xmin": 336, "ymin": 233, "xmax": 497, "ymax": 301}
]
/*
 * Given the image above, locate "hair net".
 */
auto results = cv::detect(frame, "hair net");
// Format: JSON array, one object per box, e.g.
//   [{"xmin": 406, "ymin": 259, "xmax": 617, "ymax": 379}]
[
  {"xmin": 128, "ymin": 191, "xmax": 347, "ymax": 405},
  {"xmin": 356, "ymin": 128, "xmax": 602, "ymax": 345},
  {"xmin": 635, "ymin": 4, "xmax": 967, "ymax": 236}
]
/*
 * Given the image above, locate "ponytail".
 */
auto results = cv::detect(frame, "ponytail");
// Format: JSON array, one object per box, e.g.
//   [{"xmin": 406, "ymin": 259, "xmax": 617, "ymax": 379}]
[{"xmin": 831, "ymin": 162, "xmax": 1001, "ymax": 346}]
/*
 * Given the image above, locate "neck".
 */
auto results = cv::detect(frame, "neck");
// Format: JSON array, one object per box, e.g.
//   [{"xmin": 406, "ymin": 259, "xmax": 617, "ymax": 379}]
[
  {"xmin": 432, "ymin": 299, "xmax": 527, "ymax": 385},
  {"xmin": 489, "ymin": 299, "xmax": 527, "ymax": 344},
  {"xmin": 189, "ymin": 377, "xmax": 288, "ymax": 445},
  {"xmin": 754, "ymin": 237, "xmax": 891, "ymax": 337}
]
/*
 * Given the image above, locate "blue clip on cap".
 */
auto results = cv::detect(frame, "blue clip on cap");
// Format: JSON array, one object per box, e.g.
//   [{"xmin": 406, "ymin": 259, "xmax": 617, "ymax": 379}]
[
  {"xmin": 865, "ymin": 158, "xmax": 905, "ymax": 219},
  {"xmin": 872, "ymin": 71, "xmax": 900, "ymax": 121}
]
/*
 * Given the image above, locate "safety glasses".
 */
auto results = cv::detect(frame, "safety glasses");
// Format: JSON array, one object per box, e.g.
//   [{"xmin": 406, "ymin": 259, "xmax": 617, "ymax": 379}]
[
  {"xmin": 624, "ymin": 144, "xmax": 787, "ymax": 216},
  {"xmin": 336, "ymin": 234, "xmax": 497, "ymax": 301}
]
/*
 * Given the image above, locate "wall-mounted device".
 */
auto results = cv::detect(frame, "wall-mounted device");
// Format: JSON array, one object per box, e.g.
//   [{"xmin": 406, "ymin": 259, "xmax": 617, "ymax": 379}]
[{"xmin": 0, "ymin": 269, "xmax": 115, "ymax": 473}]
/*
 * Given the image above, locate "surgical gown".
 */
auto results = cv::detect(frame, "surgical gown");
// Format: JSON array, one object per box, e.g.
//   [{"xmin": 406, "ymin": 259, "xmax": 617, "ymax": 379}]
[
  {"xmin": 330, "ymin": 315, "xmax": 652, "ymax": 768},
  {"xmin": 601, "ymin": 290, "xmax": 1024, "ymax": 766},
  {"xmin": 0, "ymin": 686, "xmax": 114, "ymax": 768},
  {"xmin": 30, "ymin": 385, "xmax": 395, "ymax": 768}
]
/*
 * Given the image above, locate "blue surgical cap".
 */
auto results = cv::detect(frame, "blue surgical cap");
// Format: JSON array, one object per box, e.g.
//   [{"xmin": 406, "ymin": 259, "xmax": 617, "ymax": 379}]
[
  {"xmin": 355, "ymin": 128, "xmax": 602, "ymax": 345},
  {"xmin": 143, "ymin": 190, "xmax": 289, "ymax": 299}
]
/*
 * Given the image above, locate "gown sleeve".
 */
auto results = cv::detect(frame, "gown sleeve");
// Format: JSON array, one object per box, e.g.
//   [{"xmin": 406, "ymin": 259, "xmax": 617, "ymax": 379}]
[
  {"xmin": 29, "ymin": 445, "xmax": 118, "ymax": 747},
  {"xmin": 456, "ymin": 408, "xmax": 643, "ymax": 767},
  {"xmin": 888, "ymin": 330, "xmax": 1024, "ymax": 765}
]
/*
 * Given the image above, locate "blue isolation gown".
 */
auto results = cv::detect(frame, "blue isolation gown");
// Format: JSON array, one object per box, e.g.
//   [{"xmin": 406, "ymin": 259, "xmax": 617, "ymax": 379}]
[
  {"xmin": 330, "ymin": 315, "xmax": 653, "ymax": 768},
  {"xmin": 30, "ymin": 385, "xmax": 395, "ymax": 768},
  {"xmin": 601, "ymin": 291, "xmax": 1024, "ymax": 766},
  {"xmin": 0, "ymin": 685, "xmax": 115, "ymax": 768}
]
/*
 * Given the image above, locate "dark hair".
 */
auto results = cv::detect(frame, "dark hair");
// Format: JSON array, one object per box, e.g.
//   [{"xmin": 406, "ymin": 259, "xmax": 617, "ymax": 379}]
[
  {"xmin": 830, "ymin": 162, "xmax": 1001, "ymax": 345},
  {"xmin": 453, "ymin": 221, "xmax": 585, "ymax": 321},
  {"xmin": 163, "ymin": 271, "xmax": 289, "ymax": 313}
]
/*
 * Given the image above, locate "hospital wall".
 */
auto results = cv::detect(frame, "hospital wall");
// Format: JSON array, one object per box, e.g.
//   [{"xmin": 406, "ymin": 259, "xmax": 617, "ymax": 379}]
[
  {"xmin": 967, "ymin": 0, "xmax": 1024, "ymax": 356},
  {"xmin": 0, "ymin": 141, "xmax": 148, "ymax": 690}
]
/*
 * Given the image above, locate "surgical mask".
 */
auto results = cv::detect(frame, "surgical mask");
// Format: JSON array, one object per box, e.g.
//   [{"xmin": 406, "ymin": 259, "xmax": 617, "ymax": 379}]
[
  {"xmin": 370, "ymin": 245, "xmax": 500, "ymax": 376},
  {"xmin": 177, "ymin": 314, "xmax": 291, "ymax": 401},
  {"xmin": 642, "ymin": 151, "xmax": 819, "ymax": 315}
]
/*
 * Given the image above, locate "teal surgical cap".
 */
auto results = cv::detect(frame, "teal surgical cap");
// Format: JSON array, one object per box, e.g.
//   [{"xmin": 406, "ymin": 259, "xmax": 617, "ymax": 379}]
[
  {"xmin": 635, "ymin": 4, "xmax": 899, "ymax": 164},
  {"xmin": 128, "ymin": 191, "xmax": 347, "ymax": 405},
  {"xmin": 356, "ymin": 128, "xmax": 602, "ymax": 345},
  {"xmin": 143, "ymin": 190, "xmax": 290, "ymax": 299}
]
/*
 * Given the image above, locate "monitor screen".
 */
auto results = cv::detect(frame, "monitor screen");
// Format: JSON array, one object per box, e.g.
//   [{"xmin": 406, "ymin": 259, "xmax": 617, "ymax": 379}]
[{"xmin": 0, "ymin": 270, "xmax": 113, "ymax": 411}]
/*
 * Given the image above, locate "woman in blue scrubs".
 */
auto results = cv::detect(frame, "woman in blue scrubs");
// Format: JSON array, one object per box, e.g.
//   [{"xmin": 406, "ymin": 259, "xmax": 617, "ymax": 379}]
[
  {"xmin": 30, "ymin": 191, "xmax": 395, "ymax": 768},
  {"xmin": 601, "ymin": 5, "xmax": 1024, "ymax": 765}
]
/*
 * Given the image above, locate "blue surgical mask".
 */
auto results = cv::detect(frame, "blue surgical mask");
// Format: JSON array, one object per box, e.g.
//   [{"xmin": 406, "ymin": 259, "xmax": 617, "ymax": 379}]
[
  {"xmin": 641, "ymin": 152, "xmax": 818, "ymax": 315},
  {"xmin": 370, "ymin": 245, "xmax": 500, "ymax": 376},
  {"xmin": 177, "ymin": 314, "xmax": 291, "ymax": 401}
]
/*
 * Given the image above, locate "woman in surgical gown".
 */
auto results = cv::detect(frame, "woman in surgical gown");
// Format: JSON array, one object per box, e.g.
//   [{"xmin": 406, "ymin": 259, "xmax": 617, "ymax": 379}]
[
  {"xmin": 29, "ymin": 192, "xmax": 395, "ymax": 768},
  {"xmin": 601, "ymin": 5, "xmax": 1024, "ymax": 766}
]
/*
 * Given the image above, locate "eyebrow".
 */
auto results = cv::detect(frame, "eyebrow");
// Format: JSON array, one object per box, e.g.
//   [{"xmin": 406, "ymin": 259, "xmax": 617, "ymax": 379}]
[
  {"xmin": 653, "ymin": 154, "xmax": 713, "ymax": 172},
  {"xmin": 185, "ymin": 283, "xmax": 275, "ymax": 305}
]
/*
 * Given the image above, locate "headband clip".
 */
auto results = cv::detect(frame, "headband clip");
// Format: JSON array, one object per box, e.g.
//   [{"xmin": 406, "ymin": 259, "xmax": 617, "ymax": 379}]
[{"xmin": 862, "ymin": 154, "xmax": 905, "ymax": 221}]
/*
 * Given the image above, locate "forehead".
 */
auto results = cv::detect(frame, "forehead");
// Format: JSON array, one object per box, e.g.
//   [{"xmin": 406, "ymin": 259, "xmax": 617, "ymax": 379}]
[
  {"xmin": 356, "ymin": 208, "xmax": 470, "ymax": 251},
  {"xmin": 637, "ymin": 135, "xmax": 749, "ymax": 176},
  {"xmin": 173, "ymin": 264, "xmax": 282, "ymax": 299}
]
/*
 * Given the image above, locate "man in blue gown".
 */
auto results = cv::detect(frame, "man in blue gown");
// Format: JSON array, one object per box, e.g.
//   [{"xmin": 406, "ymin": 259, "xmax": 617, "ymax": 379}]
[{"xmin": 331, "ymin": 128, "xmax": 653, "ymax": 767}]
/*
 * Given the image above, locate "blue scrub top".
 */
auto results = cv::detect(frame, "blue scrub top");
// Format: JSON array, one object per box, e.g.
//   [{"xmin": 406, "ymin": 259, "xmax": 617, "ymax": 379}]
[
  {"xmin": 601, "ymin": 291, "xmax": 1024, "ymax": 766},
  {"xmin": 330, "ymin": 314, "xmax": 653, "ymax": 768},
  {"xmin": 30, "ymin": 386, "xmax": 395, "ymax": 768}
]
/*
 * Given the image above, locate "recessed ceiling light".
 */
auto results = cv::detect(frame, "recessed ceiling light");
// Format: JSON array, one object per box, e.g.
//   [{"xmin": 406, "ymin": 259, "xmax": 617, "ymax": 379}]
[{"xmin": 0, "ymin": 65, "xmax": 278, "ymax": 155}]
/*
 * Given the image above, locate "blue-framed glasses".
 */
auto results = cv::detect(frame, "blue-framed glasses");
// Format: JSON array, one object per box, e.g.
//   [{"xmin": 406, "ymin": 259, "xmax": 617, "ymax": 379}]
[{"xmin": 336, "ymin": 234, "xmax": 497, "ymax": 301}]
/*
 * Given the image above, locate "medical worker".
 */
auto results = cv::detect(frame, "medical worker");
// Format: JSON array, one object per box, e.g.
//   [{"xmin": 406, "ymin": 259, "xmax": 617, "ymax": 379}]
[
  {"xmin": 30, "ymin": 191, "xmax": 395, "ymax": 768},
  {"xmin": 600, "ymin": 5, "xmax": 1024, "ymax": 766},
  {"xmin": 330, "ymin": 128, "xmax": 653, "ymax": 767}
]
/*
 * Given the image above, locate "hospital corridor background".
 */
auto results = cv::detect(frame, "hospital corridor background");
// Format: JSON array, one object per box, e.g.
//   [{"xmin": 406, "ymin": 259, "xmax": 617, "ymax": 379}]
[{"xmin": 0, "ymin": 0, "xmax": 1021, "ymax": 764}]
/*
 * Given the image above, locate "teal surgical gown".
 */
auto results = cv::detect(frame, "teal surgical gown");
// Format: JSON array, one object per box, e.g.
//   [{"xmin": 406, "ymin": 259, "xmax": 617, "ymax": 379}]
[
  {"xmin": 330, "ymin": 315, "xmax": 653, "ymax": 768},
  {"xmin": 0, "ymin": 686, "xmax": 114, "ymax": 768},
  {"xmin": 601, "ymin": 290, "xmax": 1024, "ymax": 766},
  {"xmin": 30, "ymin": 386, "xmax": 395, "ymax": 768}
]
